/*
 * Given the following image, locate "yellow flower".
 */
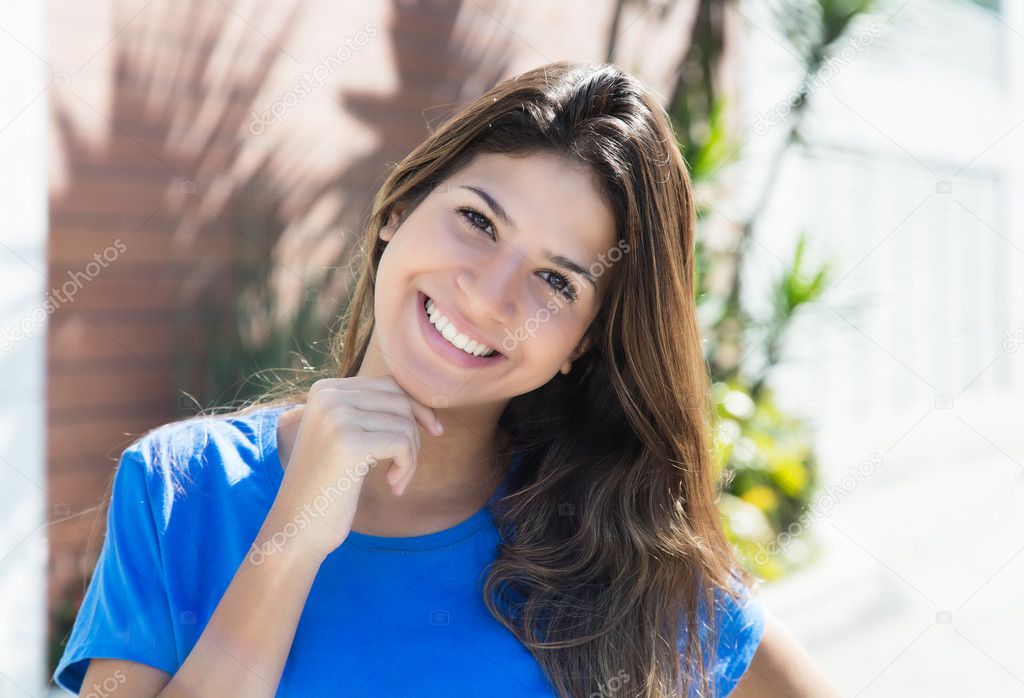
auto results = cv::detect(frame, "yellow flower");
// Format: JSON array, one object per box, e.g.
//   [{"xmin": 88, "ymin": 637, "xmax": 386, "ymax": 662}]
[
  {"xmin": 772, "ymin": 458, "xmax": 808, "ymax": 496},
  {"xmin": 740, "ymin": 485, "xmax": 778, "ymax": 512}
]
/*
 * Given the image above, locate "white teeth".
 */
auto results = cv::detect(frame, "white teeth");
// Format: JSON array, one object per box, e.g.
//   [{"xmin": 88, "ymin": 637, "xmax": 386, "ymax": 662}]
[{"xmin": 424, "ymin": 298, "xmax": 497, "ymax": 357}]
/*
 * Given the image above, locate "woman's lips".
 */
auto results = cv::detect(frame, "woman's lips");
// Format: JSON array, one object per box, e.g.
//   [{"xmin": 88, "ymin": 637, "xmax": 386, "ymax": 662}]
[{"xmin": 417, "ymin": 291, "xmax": 506, "ymax": 369}]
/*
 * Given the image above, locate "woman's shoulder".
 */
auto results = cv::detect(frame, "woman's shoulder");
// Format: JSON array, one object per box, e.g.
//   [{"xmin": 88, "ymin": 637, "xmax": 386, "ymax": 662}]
[
  {"xmin": 117, "ymin": 403, "xmax": 291, "ymax": 527},
  {"xmin": 710, "ymin": 570, "xmax": 767, "ymax": 694},
  {"xmin": 676, "ymin": 568, "xmax": 766, "ymax": 695}
]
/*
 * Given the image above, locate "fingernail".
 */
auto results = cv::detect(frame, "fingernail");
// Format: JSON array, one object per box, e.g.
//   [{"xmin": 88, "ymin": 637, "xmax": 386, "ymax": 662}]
[{"xmin": 434, "ymin": 417, "xmax": 443, "ymax": 435}]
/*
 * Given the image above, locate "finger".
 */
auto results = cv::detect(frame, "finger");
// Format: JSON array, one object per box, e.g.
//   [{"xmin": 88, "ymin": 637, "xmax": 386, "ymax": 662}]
[
  {"xmin": 347, "ymin": 411, "xmax": 420, "ymax": 466},
  {"xmin": 377, "ymin": 376, "xmax": 444, "ymax": 435},
  {"xmin": 394, "ymin": 451, "xmax": 417, "ymax": 496},
  {"xmin": 352, "ymin": 429, "xmax": 414, "ymax": 492},
  {"xmin": 378, "ymin": 432, "xmax": 415, "ymax": 494},
  {"xmin": 328, "ymin": 384, "xmax": 441, "ymax": 438},
  {"xmin": 335, "ymin": 391, "xmax": 424, "ymax": 451}
]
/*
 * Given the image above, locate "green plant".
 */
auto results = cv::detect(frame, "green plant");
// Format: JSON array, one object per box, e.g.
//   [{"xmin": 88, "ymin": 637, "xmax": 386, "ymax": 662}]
[
  {"xmin": 669, "ymin": 0, "xmax": 877, "ymax": 578},
  {"xmin": 713, "ymin": 380, "xmax": 821, "ymax": 580},
  {"xmin": 183, "ymin": 181, "xmax": 338, "ymax": 413}
]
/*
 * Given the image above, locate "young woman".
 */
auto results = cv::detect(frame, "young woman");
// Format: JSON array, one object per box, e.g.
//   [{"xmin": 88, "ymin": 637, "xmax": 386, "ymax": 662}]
[{"xmin": 55, "ymin": 61, "xmax": 838, "ymax": 697}]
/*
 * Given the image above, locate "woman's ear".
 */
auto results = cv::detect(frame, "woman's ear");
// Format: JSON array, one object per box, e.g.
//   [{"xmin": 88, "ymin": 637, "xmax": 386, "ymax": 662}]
[
  {"xmin": 560, "ymin": 336, "xmax": 593, "ymax": 374},
  {"xmin": 380, "ymin": 201, "xmax": 410, "ymax": 243},
  {"xmin": 569, "ymin": 345, "xmax": 586, "ymax": 363},
  {"xmin": 574, "ymin": 334, "xmax": 594, "ymax": 361}
]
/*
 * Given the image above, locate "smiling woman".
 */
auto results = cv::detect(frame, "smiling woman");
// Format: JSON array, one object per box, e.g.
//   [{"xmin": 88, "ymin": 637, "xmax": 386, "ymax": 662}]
[
  {"xmin": 368, "ymin": 148, "xmax": 618, "ymax": 403},
  {"xmin": 54, "ymin": 60, "xmax": 837, "ymax": 698}
]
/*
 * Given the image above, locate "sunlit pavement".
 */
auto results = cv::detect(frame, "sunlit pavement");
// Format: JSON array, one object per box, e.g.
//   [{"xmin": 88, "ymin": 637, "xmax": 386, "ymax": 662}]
[{"xmin": 760, "ymin": 392, "xmax": 1024, "ymax": 696}]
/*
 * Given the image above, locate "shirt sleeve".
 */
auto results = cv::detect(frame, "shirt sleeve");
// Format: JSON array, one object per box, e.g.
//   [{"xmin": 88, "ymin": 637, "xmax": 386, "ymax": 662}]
[
  {"xmin": 52, "ymin": 441, "xmax": 179, "ymax": 694},
  {"xmin": 711, "ymin": 571, "xmax": 766, "ymax": 696}
]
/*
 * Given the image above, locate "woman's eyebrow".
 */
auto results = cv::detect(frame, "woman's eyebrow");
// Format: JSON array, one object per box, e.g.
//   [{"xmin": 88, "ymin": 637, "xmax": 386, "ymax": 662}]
[
  {"xmin": 459, "ymin": 184, "xmax": 597, "ymax": 292},
  {"xmin": 460, "ymin": 184, "xmax": 518, "ymax": 233}
]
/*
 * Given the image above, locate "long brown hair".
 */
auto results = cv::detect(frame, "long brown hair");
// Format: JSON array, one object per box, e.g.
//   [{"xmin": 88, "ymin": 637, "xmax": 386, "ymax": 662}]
[{"xmin": 159, "ymin": 60, "xmax": 752, "ymax": 696}]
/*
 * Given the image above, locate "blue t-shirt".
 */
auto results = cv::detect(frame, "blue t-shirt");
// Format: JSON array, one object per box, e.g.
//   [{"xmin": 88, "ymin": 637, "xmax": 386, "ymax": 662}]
[{"xmin": 53, "ymin": 403, "xmax": 764, "ymax": 696}]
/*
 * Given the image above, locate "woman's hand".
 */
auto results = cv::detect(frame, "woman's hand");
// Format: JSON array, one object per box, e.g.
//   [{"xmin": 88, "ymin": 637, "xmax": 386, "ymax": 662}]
[{"xmin": 266, "ymin": 376, "xmax": 444, "ymax": 561}]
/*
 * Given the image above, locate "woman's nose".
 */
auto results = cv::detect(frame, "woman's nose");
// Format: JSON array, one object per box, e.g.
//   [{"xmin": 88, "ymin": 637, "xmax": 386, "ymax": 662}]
[{"xmin": 456, "ymin": 260, "xmax": 518, "ymax": 325}]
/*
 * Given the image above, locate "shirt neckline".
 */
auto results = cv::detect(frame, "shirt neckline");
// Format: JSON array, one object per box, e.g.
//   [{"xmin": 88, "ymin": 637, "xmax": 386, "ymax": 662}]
[{"xmin": 257, "ymin": 402, "xmax": 520, "ymax": 552}]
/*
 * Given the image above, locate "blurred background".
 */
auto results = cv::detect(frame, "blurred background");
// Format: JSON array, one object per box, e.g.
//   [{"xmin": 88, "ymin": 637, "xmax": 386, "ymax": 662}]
[{"xmin": 1, "ymin": 0, "xmax": 1021, "ymax": 695}]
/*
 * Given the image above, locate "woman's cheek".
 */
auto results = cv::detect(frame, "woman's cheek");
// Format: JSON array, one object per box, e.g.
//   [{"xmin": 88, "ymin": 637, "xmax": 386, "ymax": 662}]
[
  {"xmin": 534, "ymin": 306, "xmax": 582, "ymax": 347},
  {"xmin": 405, "ymin": 216, "xmax": 455, "ymax": 263}
]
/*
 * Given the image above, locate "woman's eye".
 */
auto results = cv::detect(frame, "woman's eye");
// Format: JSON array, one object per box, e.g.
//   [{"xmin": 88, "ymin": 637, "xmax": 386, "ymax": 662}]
[
  {"xmin": 542, "ymin": 272, "xmax": 579, "ymax": 303},
  {"xmin": 456, "ymin": 205, "xmax": 579, "ymax": 304},
  {"xmin": 456, "ymin": 207, "xmax": 495, "ymax": 239}
]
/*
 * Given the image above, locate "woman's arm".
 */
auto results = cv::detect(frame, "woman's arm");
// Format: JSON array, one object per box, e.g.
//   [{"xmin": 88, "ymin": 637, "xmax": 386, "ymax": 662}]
[
  {"xmin": 153, "ymin": 507, "xmax": 327, "ymax": 697},
  {"xmin": 75, "ymin": 506, "xmax": 325, "ymax": 698},
  {"xmin": 730, "ymin": 607, "xmax": 841, "ymax": 697}
]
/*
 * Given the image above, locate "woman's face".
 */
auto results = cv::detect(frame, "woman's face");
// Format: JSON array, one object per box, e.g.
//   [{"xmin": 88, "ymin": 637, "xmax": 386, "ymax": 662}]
[{"xmin": 371, "ymin": 150, "xmax": 619, "ymax": 408}]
